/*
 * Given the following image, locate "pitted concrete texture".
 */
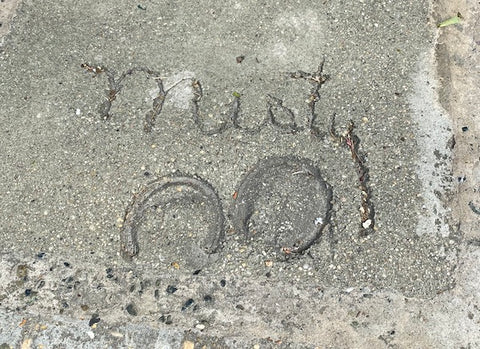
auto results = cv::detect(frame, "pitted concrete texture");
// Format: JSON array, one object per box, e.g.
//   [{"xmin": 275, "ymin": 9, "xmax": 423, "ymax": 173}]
[{"xmin": 0, "ymin": 0, "xmax": 479, "ymax": 348}]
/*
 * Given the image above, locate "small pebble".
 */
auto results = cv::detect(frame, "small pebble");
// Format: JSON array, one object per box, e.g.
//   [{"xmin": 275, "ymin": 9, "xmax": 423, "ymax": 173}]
[
  {"xmin": 110, "ymin": 331, "xmax": 124, "ymax": 338},
  {"xmin": 462, "ymin": 126, "xmax": 469, "ymax": 132},
  {"xmin": 159, "ymin": 314, "xmax": 173, "ymax": 324},
  {"xmin": 362, "ymin": 219, "xmax": 372, "ymax": 229},
  {"xmin": 88, "ymin": 314, "xmax": 100, "ymax": 327},
  {"xmin": 182, "ymin": 341, "xmax": 194, "ymax": 349},
  {"xmin": 181, "ymin": 299, "xmax": 194, "ymax": 311},
  {"xmin": 106, "ymin": 268, "xmax": 114, "ymax": 278},
  {"xmin": 126, "ymin": 303, "xmax": 138, "ymax": 316},
  {"xmin": 166, "ymin": 285, "xmax": 177, "ymax": 294},
  {"xmin": 195, "ymin": 323, "xmax": 205, "ymax": 330}
]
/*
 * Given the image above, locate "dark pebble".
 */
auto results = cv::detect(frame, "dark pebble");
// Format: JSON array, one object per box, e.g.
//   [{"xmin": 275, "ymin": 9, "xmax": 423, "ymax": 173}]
[
  {"xmin": 88, "ymin": 313, "xmax": 100, "ymax": 326},
  {"xmin": 236, "ymin": 304, "xmax": 245, "ymax": 310},
  {"xmin": 181, "ymin": 298, "xmax": 194, "ymax": 311},
  {"xmin": 37, "ymin": 252, "xmax": 46, "ymax": 259},
  {"xmin": 154, "ymin": 289, "xmax": 160, "ymax": 299},
  {"xmin": 126, "ymin": 303, "xmax": 138, "ymax": 316},
  {"xmin": 203, "ymin": 295, "xmax": 213, "ymax": 302},
  {"xmin": 220, "ymin": 279, "xmax": 226, "ymax": 287},
  {"xmin": 25, "ymin": 289, "xmax": 32, "ymax": 296},
  {"xmin": 193, "ymin": 269, "xmax": 201, "ymax": 275},
  {"xmin": 159, "ymin": 314, "xmax": 173, "ymax": 325},
  {"xmin": 62, "ymin": 302, "xmax": 69, "ymax": 308},
  {"xmin": 462, "ymin": 126, "xmax": 469, "ymax": 132},
  {"xmin": 166, "ymin": 285, "xmax": 177, "ymax": 294},
  {"xmin": 63, "ymin": 262, "xmax": 71, "ymax": 268},
  {"xmin": 265, "ymin": 272, "xmax": 271, "ymax": 278},
  {"xmin": 139, "ymin": 280, "xmax": 151, "ymax": 294},
  {"xmin": 144, "ymin": 171, "xmax": 151, "ymax": 176}
]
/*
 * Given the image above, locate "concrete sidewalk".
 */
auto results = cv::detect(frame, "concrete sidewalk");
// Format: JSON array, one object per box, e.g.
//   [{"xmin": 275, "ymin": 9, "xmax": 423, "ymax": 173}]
[{"xmin": 0, "ymin": 0, "xmax": 479, "ymax": 347}]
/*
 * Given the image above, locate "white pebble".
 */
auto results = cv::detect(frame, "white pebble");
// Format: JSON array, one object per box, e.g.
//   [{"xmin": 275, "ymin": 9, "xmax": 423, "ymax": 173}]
[{"xmin": 362, "ymin": 219, "xmax": 372, "ymax": 229}]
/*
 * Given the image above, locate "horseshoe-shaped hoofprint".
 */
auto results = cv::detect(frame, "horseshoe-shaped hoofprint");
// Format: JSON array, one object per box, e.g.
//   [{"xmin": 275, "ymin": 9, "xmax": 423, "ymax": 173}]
[
  {"xmin": 120, "ymin": 174, "xmax": 225, "ymax": 259},
  {"xmin": 232, "ymin": 156, "xmax": 333, "ymax": 254}
]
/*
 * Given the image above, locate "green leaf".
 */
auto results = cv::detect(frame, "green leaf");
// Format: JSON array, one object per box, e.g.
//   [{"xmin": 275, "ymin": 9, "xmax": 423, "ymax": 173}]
[{"xmin": 438, "ymin": 12, "xmax": 462, "ymax": 28}]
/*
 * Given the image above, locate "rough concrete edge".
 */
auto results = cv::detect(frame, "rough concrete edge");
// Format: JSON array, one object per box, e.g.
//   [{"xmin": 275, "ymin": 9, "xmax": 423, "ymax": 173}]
[
  {"xmin": 0, "ymin": 0, "xmax": 22, "ymax": 47},
  {"xmin": 409, "ymin": 42, "xmax": 453, "ymax": 239},
  {"xmin": 425, "ymin": 0, "xmax": 480, "ymax": 346},
  {"xmin": 434, "ymin": 0, "xmax": 480, "ymax": 241}
]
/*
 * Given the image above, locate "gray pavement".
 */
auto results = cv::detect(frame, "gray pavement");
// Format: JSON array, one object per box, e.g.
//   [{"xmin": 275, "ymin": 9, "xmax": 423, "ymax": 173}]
[{"xmin": 0, "ymin": 0, "xmax": 479, "ymax": 348}]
